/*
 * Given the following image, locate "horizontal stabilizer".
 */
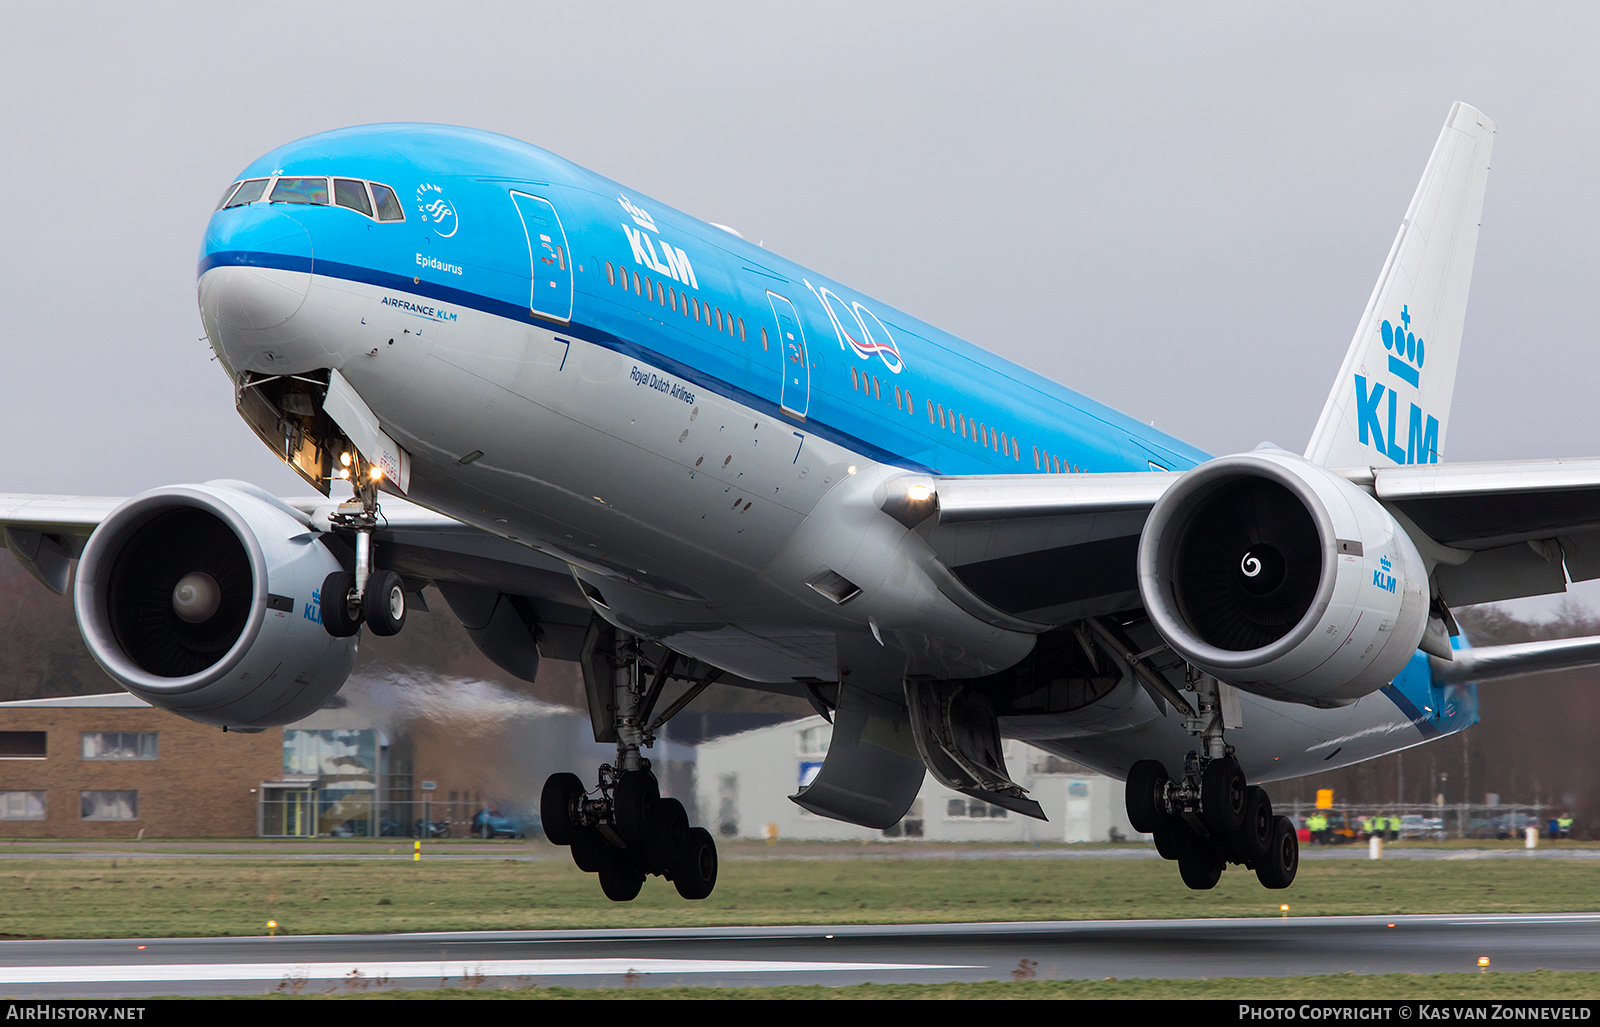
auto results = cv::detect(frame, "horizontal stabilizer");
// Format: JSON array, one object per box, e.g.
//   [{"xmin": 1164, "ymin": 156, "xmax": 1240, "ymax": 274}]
[{"xmin": 1430, "ymin": 636, "xmax": 1600, "ymax": 685}]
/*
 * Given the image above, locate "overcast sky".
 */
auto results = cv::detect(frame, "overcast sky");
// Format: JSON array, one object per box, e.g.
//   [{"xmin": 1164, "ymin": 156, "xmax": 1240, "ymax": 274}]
[{"xmin": 4, "ymin": 3, "xmax": 1599, "ymax": 613}]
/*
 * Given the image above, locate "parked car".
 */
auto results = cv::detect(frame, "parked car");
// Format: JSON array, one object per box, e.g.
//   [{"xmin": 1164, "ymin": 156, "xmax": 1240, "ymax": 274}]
[
  {"xmin": 472, "ymin": 807, "xmax": 535, "ymax": 839},
  {"xmin": 1400, "ymin": 814, "xmax": 1446, "ymax": 840}
]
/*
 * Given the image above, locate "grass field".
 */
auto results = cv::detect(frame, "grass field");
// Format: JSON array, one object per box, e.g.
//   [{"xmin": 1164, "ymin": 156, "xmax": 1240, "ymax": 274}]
[
  {"xmin": 1, "ymin": 839, "xmax": 1598, "ymax": 938},
  {"xmin": 5, "ymin": 840, "xmax": 1599, "ymax": 998}
]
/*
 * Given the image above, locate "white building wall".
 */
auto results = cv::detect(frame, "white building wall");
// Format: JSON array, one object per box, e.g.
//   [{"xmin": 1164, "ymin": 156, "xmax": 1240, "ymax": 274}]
[{"xmin": 695, "ymin": 716, "xmax": 1144, "ymax": 844}]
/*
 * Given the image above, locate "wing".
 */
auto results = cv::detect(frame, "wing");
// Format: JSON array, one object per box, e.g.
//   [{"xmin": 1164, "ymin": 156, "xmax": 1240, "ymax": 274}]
[{"xmin": 906, "ymin": 458, "xmax": 1600, "ymax": 627}]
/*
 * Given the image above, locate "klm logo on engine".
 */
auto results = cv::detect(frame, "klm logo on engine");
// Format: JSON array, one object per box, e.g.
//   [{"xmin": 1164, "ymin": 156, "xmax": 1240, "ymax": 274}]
[
  {"xmin": 1353, "ymin": 305, "xmax": 1439, "ymax": 465},
  {"xmin": 305, "ymin": 588, "xmax": 323, "ymax": 625},
  {"xmin": 1373, "ymin": 554, "xmax": 1397, "ymax": 594}
]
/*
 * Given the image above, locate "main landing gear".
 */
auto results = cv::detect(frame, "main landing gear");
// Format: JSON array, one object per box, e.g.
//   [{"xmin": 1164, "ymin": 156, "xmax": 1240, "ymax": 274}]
[
  {"xmin": 1124, "ymin": 676, "xmax": 1298, "ymax": 890},
  {"xmin": 540, "ymin": 626, "xmax": 720, "ymax": 901},
  {"xmin": 541, "ymin": 764, "xmax": 717, "ymax": 901},
  {"xmin": 319, "ymin": 473, "xmax": 407, "ymax": 639}
]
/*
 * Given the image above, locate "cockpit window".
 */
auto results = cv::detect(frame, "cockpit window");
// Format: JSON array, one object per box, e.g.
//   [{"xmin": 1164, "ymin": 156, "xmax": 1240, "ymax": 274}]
[
  {"xmin": 223, "ymin": 179, "xmax": 269, "ymax": 209},
  {"xmin": 370, "ymin": 182, "xmax": 404, "ymax": 222},
  {"xmin": 270, "ymin": 177, "xmax": 330, "ymax": 205},
  {"xmin": 216, "ymin": 182, "xmax": 242, "ymax": 210},
  {"xmin": 334, "ymin": 178, "xmax": 373, "ymax": 217}
]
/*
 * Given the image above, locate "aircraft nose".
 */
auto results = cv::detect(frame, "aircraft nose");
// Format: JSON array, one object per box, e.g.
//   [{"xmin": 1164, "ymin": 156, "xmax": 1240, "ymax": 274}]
[{"xmin": 197, "ymin": 207, "xmax": 314, "ymax": 331}]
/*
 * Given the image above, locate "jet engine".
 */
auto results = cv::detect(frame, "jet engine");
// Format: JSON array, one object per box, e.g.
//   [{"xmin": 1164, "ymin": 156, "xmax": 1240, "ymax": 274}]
[
  {"xmin": 73, "ymin": 482, "xmax": 356, "ymax": 729},
  {"xmin": 1137, "ymin": 451, "xmax": 1428, "ymax": 707}
]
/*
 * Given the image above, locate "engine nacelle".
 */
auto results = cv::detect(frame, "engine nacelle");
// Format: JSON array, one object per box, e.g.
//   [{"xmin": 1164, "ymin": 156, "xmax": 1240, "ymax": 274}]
[
  {"xmin": 73, "ymin": 482, "xmax": 356, "ymax": 729},
  {"xmin": 1137, "ymin": 451, "xmax": 1428, "ymax": 707}
]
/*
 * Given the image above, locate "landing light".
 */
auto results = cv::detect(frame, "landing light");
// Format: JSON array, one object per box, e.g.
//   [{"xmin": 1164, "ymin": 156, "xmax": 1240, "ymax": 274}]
[
  {"xmin": 907, "ymin": 484, "xmax": 931, "ymax": 502},
  {"xmin": 847, "ymin": 465, "xmax": 858, "ymax": 476},
  {"xmin": 340, "ymin": 452, "xmax": 352, "ymax": 468},
  {"xmin": 371, "ymin": 467, "xmax": 384, "ymax": 481}
]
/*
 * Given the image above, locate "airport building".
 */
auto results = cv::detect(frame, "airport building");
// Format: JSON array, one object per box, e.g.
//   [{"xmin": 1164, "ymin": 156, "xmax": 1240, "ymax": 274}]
[
  {"xmin": 0, "ymin": 694, "xmax": 1138, "ymax": 843},
  {"xmin": 695, "ymin": 715, "xmax": 1142, "ymax": 844}
]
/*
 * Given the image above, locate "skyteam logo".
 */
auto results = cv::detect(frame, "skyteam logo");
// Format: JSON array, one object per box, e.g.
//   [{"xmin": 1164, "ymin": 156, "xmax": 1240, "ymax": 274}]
[
  {"xmin": 1374, "ymin": 554, "xmax": 1397, "ymax": 594},
  {"xmin": 415, "ymin": 183, "xmax": 458, "ymax": 238},
  {"xmin": 803, "ymin": 279, "xmax": 905, "ymax": 374},
  {"xmin": 618, "ymin": 195, "xmax": 658, "ymax": 233},
  {"xmin": 1354, "ymin": 304, "xmax": 1439, "ymax": 465}
]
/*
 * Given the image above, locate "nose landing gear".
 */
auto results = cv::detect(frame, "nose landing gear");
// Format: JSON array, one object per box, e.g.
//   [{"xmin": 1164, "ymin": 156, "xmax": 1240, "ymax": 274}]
[
  {"xmin": 1125, "ymin": 675, "xmax": 1299, "ymax": 890},
  {"xmin": 319, "ymin": 473, "xmax": 407, "ymax": 639}
]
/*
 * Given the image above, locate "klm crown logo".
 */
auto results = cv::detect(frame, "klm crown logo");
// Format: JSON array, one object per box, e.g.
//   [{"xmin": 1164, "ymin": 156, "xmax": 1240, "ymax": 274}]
[
  {"xmin": 1354, "ymin": 304, "xmax": 1439, "ymax": 466},
  {"xmin": 1381, "ymin": 305, "xmax": 1425, "ymax": 387},
  {"xmin": 1374, "ymin": 554, "xmax": 1397, "ymax": 594}
]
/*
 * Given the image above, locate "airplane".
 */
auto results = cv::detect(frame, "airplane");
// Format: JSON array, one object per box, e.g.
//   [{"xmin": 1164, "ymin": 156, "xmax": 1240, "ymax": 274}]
[{"xmin": 7, "ymin": 101, "xmax": 1600, "ymax": 900}]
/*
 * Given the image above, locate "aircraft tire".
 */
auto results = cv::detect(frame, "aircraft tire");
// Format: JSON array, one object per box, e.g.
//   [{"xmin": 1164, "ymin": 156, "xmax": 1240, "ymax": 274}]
[
  {"xmin": 319, "ymin": 572, "xmax": 362, "ymax": 638},
  {"xmin": 614, "ymin": 770, "xmax": 659, "ymax": 847},
  {"xmin": 1256, "ymin": 816, "xmax": 1299, "ymax": 889},
  {"xmin": 1231, "ymin": 786, "xmax": 1274, "ymax": 867},
  {"xmin": 1201, "ymin": 756, "xmax": 1247, "ymax": 835},
  {"xmin": 1152, "ymin": 821, "xmax": 1196, "ymax": 861},
  {"xmin": 540, "ymin": 772, "xmax": 586, "ymax": 846},
  {"xmin": 1178, "ymin": 853, "xmax": 1224, "ymax": 890},
  {"xmin": 645, "ymin": 797, "xmax": 690, "ymax": 874},
  {"xmin": 569, "ymin": 828, "xmax": 609, "ymax": 874},
  {"xmin": 365, "ymin": 569, "xmax": 407, "ymax": 636},
  {"xmin": 673, "ymin": 827, "xmax": 718, "ymax": 900},
  {"xmin": 1125, "ymin": 760, "xmax": 1171, "ymax": 834},
  {"xmin": 598, "ymin": 859, "xmax": 645, "ymax": 902}
]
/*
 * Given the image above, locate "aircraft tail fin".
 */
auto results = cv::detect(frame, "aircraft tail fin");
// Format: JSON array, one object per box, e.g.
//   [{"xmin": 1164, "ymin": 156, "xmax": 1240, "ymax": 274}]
[{"xmin": 1304, "ymin": 103, "xmax": 1495, "ymax": 468}]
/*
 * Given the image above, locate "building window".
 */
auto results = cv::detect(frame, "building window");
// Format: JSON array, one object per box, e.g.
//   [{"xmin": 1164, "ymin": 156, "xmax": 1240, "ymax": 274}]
[
  {"xmin": 81, "ymin": 732, "xmax": 158, "ymax": 760},
  {"xmin": 0, "ymin": 732, "xmax": 46, "ymax": 759},
  {"xmin": 882, "ymin": 799, "xmax": 924, "ymax": 838},
  {"xmin": 81, "ymin": 791, "xmax": 137, "ymax": 820},
  {"xmin": 796, "ymin": 724, "xmax": 831, "ymax": 760},
  {"xmin": 0, "ymin": 792, "xmax": 45, "ymax": 820},
  {"xmin": 947, "ymin": 797, "xmax": 1008, "ymax": 819}
]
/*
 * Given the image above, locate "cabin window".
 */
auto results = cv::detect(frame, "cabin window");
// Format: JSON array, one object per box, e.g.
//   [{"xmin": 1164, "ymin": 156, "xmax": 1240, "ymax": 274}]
[
  {"xmin": 632, "ymin": 270, "xmax": 641, "ymax": 295},
  {"xmin": 927, "ymin": 399, "xmax": 935, "ymax": 424},
  {"xmin": 872, "ymin": 377, "xmax": 881, "ymax": 401},
  {"xmin": 959, "ymin": 413, "xmax": 967, "ymax": 437},
  {"xmin": 894, "ymin": 385, "xmax": 903, "ymax": 410},
  {"xmin": 737, "ymin": 317, "xmax": 746, "ymax": 342},
  {"xmin": 851, "ymin": 367, "xmax": 860, "ymax": 391},
  {"xmin": 938, "ymin": 405, "xmax": 946, "ymax": 429},
  {"xmin": 270, "ymin": 177, "xmax": 329, "ymax": 205},
  {"xmin": 904, "ymin": 390, "xmax": 913, "ymax": 417},
  {"xmin": 334, "ymin": 179, "xmax": 373, "ymax": 217},
  {"xmin": 692, "ymin": 297, "xmax": 701, "ymax": 320},
  {"xmin": 1000, "ymin": 432, "xmax": 1008, "ymax": 456},
  {"xmin": 669, "ymin": 287, "xmax": 677, "ymax": 312},
  {"xmin": 371, "ymin": 183, "xmax": 404, "ymax": 221},
  {"xmin": 760, "ymin": 326, "xmax": 769, "ymax": 351},
  {"xmin": 605, "ymin": 262, "xmax": 616, "ymax": 287},
  {"xmin": 1033, "ymin": 446, "xmax": 1041, "ymax": 470}
]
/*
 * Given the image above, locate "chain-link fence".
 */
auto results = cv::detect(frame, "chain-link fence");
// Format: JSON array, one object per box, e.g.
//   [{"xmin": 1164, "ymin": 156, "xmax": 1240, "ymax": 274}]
[{"xmin": 259, "ymin": 796, "xmax": 536, "ymax": 839}]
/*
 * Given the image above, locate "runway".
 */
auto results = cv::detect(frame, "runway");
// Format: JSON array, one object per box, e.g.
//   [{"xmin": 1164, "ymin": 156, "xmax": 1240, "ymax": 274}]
[{"xmin": 4, "ymin": 913, "xmax": 1599, "ymax": 997}]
